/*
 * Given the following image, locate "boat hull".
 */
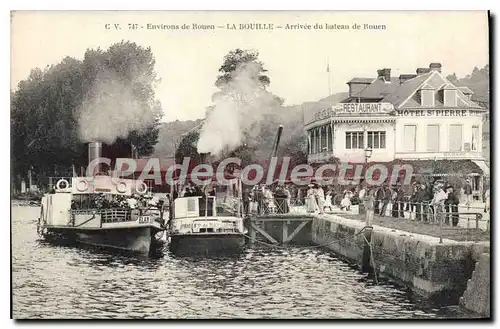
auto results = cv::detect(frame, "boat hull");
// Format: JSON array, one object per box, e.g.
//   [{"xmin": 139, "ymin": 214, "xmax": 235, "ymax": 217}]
[
  {"xmin": 43, "ymin": 226, "xmax": 165, "ymax": 255},
  {"xmin": 169, "ymin": 233, "xmax": 245, "ymax": 255}
]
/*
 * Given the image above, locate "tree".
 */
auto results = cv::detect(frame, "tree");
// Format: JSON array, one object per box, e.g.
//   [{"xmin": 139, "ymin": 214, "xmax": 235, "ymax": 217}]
[
  {"xmin": 79, "ymin": 41, "xmax": 162, "ymax": 156},
  {"xmin": 176, "ymin": 48, "xmax": 285, "ymax": 163},
  {"xmin": 215, "ymin": 48, "xmax": 270, "ymax": 89},
  {"xmin": 11, "ymin": 41, "xmax": 162, "ymax": 188},
  {"xmin": 174, "ymin": 130, "xmax": 201, "ymax": 164}
]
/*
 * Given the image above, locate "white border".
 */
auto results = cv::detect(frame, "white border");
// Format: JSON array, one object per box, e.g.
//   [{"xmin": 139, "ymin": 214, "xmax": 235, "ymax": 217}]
[{"xmin": 4, "ymin": 1, "xmax": 497, "ymax": 328}]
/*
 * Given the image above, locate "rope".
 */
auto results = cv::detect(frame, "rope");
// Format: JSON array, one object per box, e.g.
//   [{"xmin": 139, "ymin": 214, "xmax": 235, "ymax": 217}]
[
  {"xmin": 72, "ymin": 213, "xmax": 96, "ymax": 228},
  {"xmin": 243, "ymin": 225, "xmax": 370, "ymax": 250},
  {"xmin": 362, "ymin": 234, "xmax": 379, "ymax": 285}
]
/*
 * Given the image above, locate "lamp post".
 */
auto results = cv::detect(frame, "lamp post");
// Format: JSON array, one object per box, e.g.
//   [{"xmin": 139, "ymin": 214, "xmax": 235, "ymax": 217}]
[{"xmin": 364, "ymin": 147, "xmax": 373, "ymax": 164}]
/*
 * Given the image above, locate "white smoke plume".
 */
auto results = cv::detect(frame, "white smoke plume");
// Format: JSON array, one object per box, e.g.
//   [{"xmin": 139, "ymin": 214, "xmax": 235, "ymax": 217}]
[
  {"xmin": 78, "ymin": 69, "xmax": 157, "ymax": 144},
  {"xmin": 197, "ymin": 62, "xmax": 281, "ymax": 155}
]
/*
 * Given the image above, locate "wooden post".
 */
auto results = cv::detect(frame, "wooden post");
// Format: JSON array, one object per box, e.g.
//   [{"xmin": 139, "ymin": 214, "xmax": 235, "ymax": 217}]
[
  {"xmin": 249, "ymin": 220, "xmax": 256, "ymax": 245},
  {"xmin": 282, "ymin": 220, "xmax": 289, "ymax": 244}
]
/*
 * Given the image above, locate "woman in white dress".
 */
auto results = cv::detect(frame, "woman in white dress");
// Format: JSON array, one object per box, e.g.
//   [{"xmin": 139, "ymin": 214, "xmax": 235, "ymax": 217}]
[
  {"xmin": 323, "ymin": 190, "xmax": 333, "ymax": 212},
  {"xmin": 316, "ymin": 186, "xmax": 325, "ymax": 214},
  {"xmin": 340, "ymin": 190, "xmax": 353, "ymax": 211},
  {"xmin": 306, "ymin": 185, "xmax": 318, "ymax": 213}
]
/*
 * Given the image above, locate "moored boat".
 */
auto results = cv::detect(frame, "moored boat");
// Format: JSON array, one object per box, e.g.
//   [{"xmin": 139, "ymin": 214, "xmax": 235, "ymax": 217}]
[
  {"xmin": 37, "ymin": 142, "xmax": 167, "ymax": 255},
  {"xmin": 167, "ymin": 178, "xmax": 247, "ymax": 255}
]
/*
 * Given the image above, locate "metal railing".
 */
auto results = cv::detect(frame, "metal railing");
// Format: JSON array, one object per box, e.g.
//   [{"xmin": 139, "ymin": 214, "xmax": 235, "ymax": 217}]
[
  {"xmin": 100, "ymin": 208, "xmax": 132, "ymax": 223},
  {"xmin": 244, "ymin": 197, "xmax": 489, "ymax": 240}
]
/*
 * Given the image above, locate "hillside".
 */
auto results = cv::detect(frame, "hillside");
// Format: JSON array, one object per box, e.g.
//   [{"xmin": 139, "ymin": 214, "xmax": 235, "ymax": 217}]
[
  {"xmin": 151, "ymin": 119, "xmax": 203, "ymax": 157},
  {"xmin": 152, "ymin": 92, "xmax": 349, "ymax": 159},
  {"xmin": 447, "ymin": 65, "xmax": 489, "ymax": 107}
]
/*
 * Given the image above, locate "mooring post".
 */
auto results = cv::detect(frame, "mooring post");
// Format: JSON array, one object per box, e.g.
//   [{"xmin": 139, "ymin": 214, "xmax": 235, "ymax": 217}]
[
  {"xmin": 361, "ymin": 227, "xmax": 373, "ymax": 273},
  {"xmin": 249, "ymin": 219, "xmax": 256, "ymax": 245}
]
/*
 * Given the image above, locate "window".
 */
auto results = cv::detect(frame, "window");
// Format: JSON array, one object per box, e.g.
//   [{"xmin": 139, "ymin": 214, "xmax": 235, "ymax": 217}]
[
  {"xmin": 449, "ymin": 125, "xmax": 463, "ymax": 151},
  {"xmin": 472, "ymin": 126, "xmax": 479, "ymax": 151},
  {"xmin": 367, "ymin": 131, "xmax": 386, "ymax": 149},
  {"xmin": 346, "ymin": 131, "xmax": 364, "ymax": 149},
  {"xmin": 321, "ymin": 126, "xmax": 327, "ymax": 152},
  {"xmin": 444, "ymin": 89, "xmax": 457, "ymax": 107},
  {"xmin": 403, "ymin": 125, "xmax": 417, "ymax": 151},
  {"xmin": 426, "ymin": 125, "xmax": 440, "ymax": 152},
  {"xmin": 421, "ymin": 89, "xmax": 435, "ymax": 107}
]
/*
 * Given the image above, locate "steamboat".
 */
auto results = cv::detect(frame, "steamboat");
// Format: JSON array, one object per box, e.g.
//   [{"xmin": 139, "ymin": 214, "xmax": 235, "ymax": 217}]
[
  {"xmin": 37, "ymin": 142, "xmax": 167, "ymax": 255},
  {"xmin": 167, "ymin": 170, "xmax": 247, "ymax": 255}
]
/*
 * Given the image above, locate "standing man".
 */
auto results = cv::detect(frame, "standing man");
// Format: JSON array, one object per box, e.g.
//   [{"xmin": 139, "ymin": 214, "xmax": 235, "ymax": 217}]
[
  {"xmin": 484, "ymin": 186, "xmax": 490, "ymax": 213},
  {"xmin": 444, "ymin": 185, "xmax": 460, "ymax": 226},
  {"xmin": 463, "ymin": 178, "xmax": 473, "ymax": 206},
  {"xmin": 283, "ymin": 185, "xmax": 291, "ymax": 213},
  {"xmin": 242, "ymin": 188, "xmax": 250, "ymax": 216},
  {"xmin": 316, "ymin": 185, "xmax": 325, "ymax": 215},
  {"xmin": 379, "ymin": 184, "xmax": 390, "ymax": 216},
  {"xmin": 364, "ymin": 188, "xmax": 376, "ymax": 226}
]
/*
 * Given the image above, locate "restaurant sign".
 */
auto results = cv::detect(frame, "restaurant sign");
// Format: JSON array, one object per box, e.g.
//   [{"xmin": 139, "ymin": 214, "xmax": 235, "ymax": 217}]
[{"xmin": 309, "ymin": 102, "xmax": 395, "ymax": 123}]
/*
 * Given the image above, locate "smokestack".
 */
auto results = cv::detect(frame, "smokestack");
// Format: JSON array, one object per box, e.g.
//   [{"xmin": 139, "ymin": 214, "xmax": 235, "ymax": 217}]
[
  {"xmin": 271, "ymin": 125, "xmax": 284, "ymax": 158},
  {"xmin": 200, "ymin": 152, "xmax": 209, "ymax": 165},
  {"xmin": 88, "ymin": 142, "xmax": 102, "ymax": 175}
]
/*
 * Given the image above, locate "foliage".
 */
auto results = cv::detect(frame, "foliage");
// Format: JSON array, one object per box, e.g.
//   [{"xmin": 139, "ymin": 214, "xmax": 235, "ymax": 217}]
[
  {"xmin": 446, "ymin": 64, "xmax": 489, "ymax": 105},
  {"xmin": 153, "ymin": 119, "xmax": 204, "ymax": 157},
  {"xmin": 215, "ymin": 48, "xmax": 270, "ymax": 89},
  {"xmin": 174, "ymin": 130, "xmax": 201, "ymax": 164},
  {"xmin": 11, "ymin": 41, "xmax": 162, "ymax": 186}
]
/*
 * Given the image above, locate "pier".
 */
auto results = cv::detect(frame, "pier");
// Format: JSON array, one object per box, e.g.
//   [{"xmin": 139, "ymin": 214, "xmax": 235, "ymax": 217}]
[{"xmin": 244, "ymin": 210, "xmax": 490, "ymax": 317}]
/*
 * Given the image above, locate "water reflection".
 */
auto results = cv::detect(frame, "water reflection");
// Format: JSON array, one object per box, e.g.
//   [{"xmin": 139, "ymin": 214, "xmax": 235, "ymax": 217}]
[{"xmin": 12, "ymin": 205, "xmax": 470, "ymax": 319}]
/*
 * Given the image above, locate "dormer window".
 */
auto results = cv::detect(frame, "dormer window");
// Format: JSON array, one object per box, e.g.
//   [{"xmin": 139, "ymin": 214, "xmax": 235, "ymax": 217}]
[
  {"xmin": 442, "ymin": 84, "xmax": 457, "ymax": 107},
  {"xmin": 420, "ymin": 84, "xmax": 434, "ymax": 107}
]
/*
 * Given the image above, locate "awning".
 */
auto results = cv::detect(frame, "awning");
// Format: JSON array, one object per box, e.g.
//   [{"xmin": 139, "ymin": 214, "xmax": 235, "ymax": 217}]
[
  {"xmin": 392, "ymin": 159, "xmax": 486, "ymax": 177},
  {"xmin": 473, "ymin": 160, "xmax": 490, "ymax": 176}
]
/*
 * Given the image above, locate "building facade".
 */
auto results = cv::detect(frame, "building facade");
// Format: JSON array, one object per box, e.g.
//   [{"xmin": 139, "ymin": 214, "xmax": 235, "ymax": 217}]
[{"xmin": 304, "ymin": 63, "xmax": 489, "ymax": 195}]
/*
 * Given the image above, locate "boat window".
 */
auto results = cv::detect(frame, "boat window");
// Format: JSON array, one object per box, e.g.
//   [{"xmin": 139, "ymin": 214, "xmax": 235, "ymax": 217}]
[
  {"xmin": 187, "ymin": 198, "xmax": 196, "ymax": 212},
  {"xmin": 198, "ymin": 197, "xmax": 214, "ymax": 216}
]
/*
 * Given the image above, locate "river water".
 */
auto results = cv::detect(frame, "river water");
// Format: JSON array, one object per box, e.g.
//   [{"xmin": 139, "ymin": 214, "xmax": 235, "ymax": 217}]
[{"xmin": 12, "ymin": 205, "xmax": 471, "ymax": 319}]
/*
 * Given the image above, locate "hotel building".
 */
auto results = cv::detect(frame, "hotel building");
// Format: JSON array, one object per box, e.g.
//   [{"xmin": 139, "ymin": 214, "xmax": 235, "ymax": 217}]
[{"xmin": 304, "ymin": 63, "xmax": 489, "ymax": 197}]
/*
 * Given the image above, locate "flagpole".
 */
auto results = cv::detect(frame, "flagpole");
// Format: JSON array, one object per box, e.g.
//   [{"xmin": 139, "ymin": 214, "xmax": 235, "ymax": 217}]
[
  {"xmin": 327, "ymin": 56, "xmax": 334, "ymax": 157},
  {"xmin": 326, "ymin": 56, "xmax": 331, "ymax": 100}
]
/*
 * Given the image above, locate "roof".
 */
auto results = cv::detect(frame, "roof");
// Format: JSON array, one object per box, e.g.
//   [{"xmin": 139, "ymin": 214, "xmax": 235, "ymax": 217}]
[
  {"xmin": 381, "ymin": 73, "xmax": 432, "ymax": 107},
  {"xmin": 347, "ymin": 77, "xmax": 374, "ymax": 84},
  {"xmin": 351, "ymin": 76, "xmax": 401, "ymax": 99},
  {"xmin": 382, "ymin": 71, "xmax": 483, "ymax": 109},
  {"xmin": 458, "ymin": 86, "xmax": 474, "ymax": 94},
  {"xmin": 441, "ymin": 83, "xmax": 456, "ymax": 90}
]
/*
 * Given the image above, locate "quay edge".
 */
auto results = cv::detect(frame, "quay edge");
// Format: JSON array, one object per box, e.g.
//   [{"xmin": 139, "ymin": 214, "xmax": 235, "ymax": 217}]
[{"xmin": 311, "ymin": 214, "xmax": 490, "ymax": 309}]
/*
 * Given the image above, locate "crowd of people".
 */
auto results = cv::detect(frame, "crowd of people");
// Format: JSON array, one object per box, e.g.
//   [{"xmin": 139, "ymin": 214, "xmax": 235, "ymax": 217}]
[{"xmin": 236, "ymin": 177, "xmax": 490, "ymax": 228}]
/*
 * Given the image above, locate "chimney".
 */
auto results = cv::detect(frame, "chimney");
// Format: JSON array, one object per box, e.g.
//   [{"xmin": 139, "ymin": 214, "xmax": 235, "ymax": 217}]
[
  {"xmin": 377, "ymin": 68, "xmax": 391, "ymax": 82},
  {"xmin": 399, "ymin": 74, "xmax": 417, "ymax": 84},
  {"xmin": 88, "ymin": 142, "xmax": 102, "ymax": 175},
  {"xmin": 429, "ymin": 63, "xmax": 442, "ymax": 73},
  {"xmin": 416, "ymin": 68, "xmax": 431, "ymax": 75}
]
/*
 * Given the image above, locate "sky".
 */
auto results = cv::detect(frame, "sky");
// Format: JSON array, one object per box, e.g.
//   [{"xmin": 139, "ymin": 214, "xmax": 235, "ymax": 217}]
[{"xmin": 11, "ymin": 11, "xmax": 489, "ymax": 122}]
